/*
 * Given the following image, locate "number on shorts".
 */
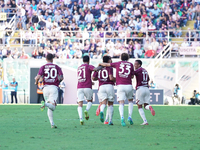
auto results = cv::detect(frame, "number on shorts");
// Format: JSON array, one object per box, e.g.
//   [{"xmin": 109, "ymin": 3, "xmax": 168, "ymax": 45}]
[
  {"xmin": 44, "ymin": 68, "xmax": 57, "ymax": 79},
  {"xmin": 119, "ymin": 63, "xmax": 131, "ymax": 75},
  {"xmin": 98, "ymin": 69, "xmax": 108, "ymax": 79},
  {"xmin": 142, "ymin": 71, "xmax": 148, "ymax": 81},
  {"xmin": 78, "ymin": 68, "xmax": 86, "ymax": 79}
]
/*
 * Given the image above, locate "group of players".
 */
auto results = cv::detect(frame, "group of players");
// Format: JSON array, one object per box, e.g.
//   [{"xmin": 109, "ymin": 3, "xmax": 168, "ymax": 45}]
[{"xmin": 35, "ymin": 53, "xmax": 155, "ymax": 128}]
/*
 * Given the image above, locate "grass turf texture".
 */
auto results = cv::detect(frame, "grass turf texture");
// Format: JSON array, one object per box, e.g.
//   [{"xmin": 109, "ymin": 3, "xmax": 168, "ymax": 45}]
[{"xmin": 0, "ymin": 105, "xmax": 200, "ymax": 150}]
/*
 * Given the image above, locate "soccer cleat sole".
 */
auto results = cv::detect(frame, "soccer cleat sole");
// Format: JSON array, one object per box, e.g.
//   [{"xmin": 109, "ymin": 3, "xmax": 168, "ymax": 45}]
[
  {"xmin": 128, "ymin": 118, "xmax": 134, "ymax": 125},
  {"xmin": 109, "ymin": 122, "xmax": 114, "ymax": 125},
  {"xmin": 104, "ymin": 121, "xmax": 109, "ymax": 124},
  {"xmin": 84, "ymin": 110, "xmax": 89, "ymax": 120},
  {"xmin": 80, "ymin": 120, "xmax": 84, "ymax": 125},
  {"xmin": 51, "ymin": 125, "xmax": 57, "ymax": 128},
  {"xmin": 100, "ymin": 112, "xmax": 104, "ymax": 122},
  {"xmin": 149, "ymin": 106, "xmax": 155, "ymax": 116},
  {"xmin": 140, "ymin": 122, "xmax": 149, "ymax": 125},
  {"xmin": 96, "ymin": 105, "xmax": 101, "ymax": 116}
]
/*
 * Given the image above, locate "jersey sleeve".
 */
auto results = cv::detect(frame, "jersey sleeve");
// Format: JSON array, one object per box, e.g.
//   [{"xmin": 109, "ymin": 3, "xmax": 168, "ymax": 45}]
[
  {"xmin": 57, "ymin": 66, "xmax": 63, "ymax": 76},
  {"xmin": 93, "ymin": 71, "xmax": 98, "ymax": 78},
  {"xmin": 89, "ymin": 65, "xmax": 95, "ymax": 71},
  {"xmin": 110, "ymin": 62, "xmax": 117, "ymax": 68},
  {"xmin": 38, "ymin": 66, "xmax": 44, "ymax": 76}
]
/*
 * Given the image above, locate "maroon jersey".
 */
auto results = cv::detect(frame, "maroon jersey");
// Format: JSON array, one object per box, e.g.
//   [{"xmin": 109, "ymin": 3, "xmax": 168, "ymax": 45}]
[
  {"xmin": 77, "ymin": 64, "xmax": 95, "ymax": 89},
  {"xmin": 38, "ymin": 63, "xmax": 63, "ymax": 87},
  {"xmin": 134, "ymin": 67, "xmax": 149, "ymax": 89},
  {"xmin": 93, "ymin": 67, "xmax": 115, "ymax": 87},
  {"xmin": 110, "ymin": 61, "xmax": 134, "ymax": 85}
]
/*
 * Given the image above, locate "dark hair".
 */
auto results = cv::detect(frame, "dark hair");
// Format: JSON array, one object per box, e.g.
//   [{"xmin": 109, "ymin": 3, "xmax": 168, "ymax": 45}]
[
  {"xmin": 121, "ymin": 53, "xmax": 129, "ymax": 61},
  {"xmin": 83, "ymin": 55, "xmax": 90, "ymax": 62},
  {"xmin": 46, "ymin": 53, "xmax": 54, "ymax": 61},
  {"xmin": 103, "ymin": 56, "xmax": 111, "ymax": 63},
  {"xmin": 135, "ymin": 60, "xmax": 142, "ymax": 66}
]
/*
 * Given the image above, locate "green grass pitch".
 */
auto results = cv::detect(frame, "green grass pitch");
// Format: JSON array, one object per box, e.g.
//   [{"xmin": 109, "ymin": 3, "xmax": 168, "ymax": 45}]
[{"xmin": 0, "ymin": 105, "xmax": 200, "ymax": 150}]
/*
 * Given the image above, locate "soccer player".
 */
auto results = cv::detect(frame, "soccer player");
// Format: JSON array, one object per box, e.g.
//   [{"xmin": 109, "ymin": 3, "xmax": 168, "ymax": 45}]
[
  {"xmin": 35, "ymin": 53, "xmax": 64, "ymax": 128},
  {"xmin": 134, "ymin": 60, "xmax": 155, "ymax": 125},
  {"xmin": 92, "ymin": 56, "xmax": 115, "ymax": 125},
  {"xmin": 77, "ymin": 55, "xmax": 98, "ymax": 125},
  {"xmin": 99, "ymin": 53, "xmax": 134, "ymax": 127}
]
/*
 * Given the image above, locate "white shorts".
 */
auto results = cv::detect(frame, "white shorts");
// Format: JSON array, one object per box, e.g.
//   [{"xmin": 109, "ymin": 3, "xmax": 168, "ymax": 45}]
[
  {"xmin": 136, "ymin": 86, "xmax": 150, "ymax": 105},
  {"xmin": 117, "ymin": 85, "xmax": 133, "ymax": 101},
  {"xmin": 77, "ymin": 88, "xmax": 93, "ymax": 102},
  {"xmin": 98, "ymin": 84, "xmax": 115, "ymax": 102},
  {"xmin": 43, "ymin": 85, "xmax": 58, "ymax": 103}
]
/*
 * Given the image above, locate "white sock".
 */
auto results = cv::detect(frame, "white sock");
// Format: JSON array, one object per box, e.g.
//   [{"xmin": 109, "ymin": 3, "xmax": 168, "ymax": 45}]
[
  {"xmin": 138, "ymin": 108, "xmax": 147, "ymax": 123},
  {"xmin": 100, "ymin": 104, "xmax": 106, "ymax": 112},
  {"xmin": 45, "ymin": 102, "xmax": 51, "ymax": 107},
  {"xmin": 109, "ymin": 105, "xmax": 114, "ymax": 122},
  {"xmin": 105, "ymin": 106, "xmax": 109, "ymax": 122},
  {"xmin": 47, "ymin": 108, "xmax": 54, "ymax": 126},
  {"xmin": 119, "ymin": 104, "xmax": 124, "ymax": 119},
  {"xmin": 77, "ymin": 107, "xmax": 83, "ymax": 120},
  {"xmin": 86, "ymin": 102, "xmax": 92, "ymax": 111},
  {"xmin": 128, "ymin": 102, "xmax": 133, "ymax": 118},
  {"xmin": 145, "ymin": 105, "xmax": 150, "ymax": 110}
]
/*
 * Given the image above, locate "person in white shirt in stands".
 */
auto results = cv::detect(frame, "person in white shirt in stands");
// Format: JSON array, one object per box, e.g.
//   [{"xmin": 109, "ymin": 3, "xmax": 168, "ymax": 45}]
[
  {"xmin": 126, "ymin": 1, "xmax": 133, "ymax": 10},
  {"xmin": 170, "ymin": 42, "xmax": 179, "ymax": 57},
  {"xmin": 85, "ymin": 11, "xmax": 94, "ymax": 23},
  {"xmin": 74, "ymin": 11, "xmax": 80, "ymax": 24},
  {"xmin": 181, "ymin": 38, "xmax": 190, "ymax": 47},
  {"xmin": 100, "ymin": 11, "xmax": 107, "ymax": 22},
  {"xmin": 121, "ymin": 7, "xmax": 130, "ymax": 16},
  {"xmin": 151, "ymin": 38, "xmax": 159, "ymax": 52},
  {"xmin": 192, "ymin": 38, "xmax": 200, "ymax": 47}
]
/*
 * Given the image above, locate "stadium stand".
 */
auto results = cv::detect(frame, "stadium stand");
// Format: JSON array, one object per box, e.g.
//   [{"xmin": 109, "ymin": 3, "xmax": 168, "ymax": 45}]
[{"xmin": 0, "ymin": 0, "xmax": 200, "ymax": 59}]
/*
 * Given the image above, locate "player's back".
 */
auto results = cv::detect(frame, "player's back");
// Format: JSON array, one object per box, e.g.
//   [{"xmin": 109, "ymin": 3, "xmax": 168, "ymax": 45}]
[
  {"xmin": 94, "ymin": 67, "xmax": 115, "ymax": 87},
  {"xmin": 134, "ymin": 67, "xmax": 149, "ymax": 89},
  {"xmin": 77, "ymin": 63, "xmax": 95, "ymax": 89},
  {"xmin": 111, "ymin": 61, "xmax": 134, "ymax": 85},
  {"xmin": 38, "ymin": 63, "xmax": 63, "ymax": 87}
]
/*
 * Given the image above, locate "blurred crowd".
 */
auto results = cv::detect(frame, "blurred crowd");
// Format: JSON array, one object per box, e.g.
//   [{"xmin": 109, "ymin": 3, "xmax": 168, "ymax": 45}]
[{"xmin": 1, "ymin": 0, "xmax": 200, "ymax": 59}]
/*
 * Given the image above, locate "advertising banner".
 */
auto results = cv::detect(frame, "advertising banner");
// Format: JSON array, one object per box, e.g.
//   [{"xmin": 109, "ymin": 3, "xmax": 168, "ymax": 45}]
[{"xmin": 179, "ymin": 47, "xmax": 200, "ymax": 55}]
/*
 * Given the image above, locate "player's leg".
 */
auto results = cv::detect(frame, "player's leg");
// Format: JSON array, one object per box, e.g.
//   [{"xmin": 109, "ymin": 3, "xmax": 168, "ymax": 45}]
[
  {"xmin": 127, "ymin": 86, "xmax": 134, "ymax": 125},
  {"xmin": 143, "ymin": 87, "xmax": 155, "ymax": 116},
  {"xmin": 108, "ymin": 101, "xmax": 114, "ymax": 125},
  {"xmin": 97, "ymin": 85, "xmax": 107, "ymax": 122},
  {"xmin": 136, "ymin": 87, "xmax": 148, "ymax": 125},
  {"xmin": 117, "ymin": 85, "xmax": 126, "ymax": 126},
  {"xmin": 77, "ymin": 89, "xmax": 84, "ymax": 125},
  {"xmin": 137, "ymin": 104, "xmax": 148, "ymax": 125},
  {"xmin": 96, "ymin": 102, "xmax": 101, "ymax": 116},
  {"xmin": 99, "ymin": 99, "xmax": 107, "ymax": 122},
  {"xmin": 104, "ymin": 106, "xmax": 109, "ymax": 124},
  {"xmin": 43, "ymin": 86, "xmax": 58, "ymax": 128},
  {"xmin": 84, "ymin": 88, "xmax": 93, "ymax": 120}
]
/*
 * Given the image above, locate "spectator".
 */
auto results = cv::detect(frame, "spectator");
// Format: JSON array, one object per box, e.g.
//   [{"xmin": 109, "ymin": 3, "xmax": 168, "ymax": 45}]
[
  {"xmin": 151, "ymin": 38, "xmax": 159, "ymax": 52},
  {"xmin": 20, "ymin": 51, "xmax": 30, "ymax": 59},
  {"xmin": 145, "ymin": 46, "xmax": 155, "ymax": 58},
  {"xmin": 181, "ymin": 38, "xmax": 190, "ymax": 47},
  {"xmin": 194, "ymin": 16, "xmax": 200, "ymax": 29},
  {"xmin": 10, "ymin": 78, "xmax": 18, "ymax": 104},
  {"xmin": 85, "ymin": 11, "xmax": 94, "ymax": 23},
  {"xmin": 0, "ymin": 78, "xmax": 9, "ymax": 104},
  {"xmin": 150, "ymin": 81, "xmax": 156, "ymax": 89}
]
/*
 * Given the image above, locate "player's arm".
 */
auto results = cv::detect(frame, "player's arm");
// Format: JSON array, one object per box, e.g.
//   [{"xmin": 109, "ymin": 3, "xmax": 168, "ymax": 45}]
[
  {"xmin": 35, "ymin": 75, "xmax": 41, "ymax": 85},
  {"xmin": 99, "ymin": 63, "xmax": 111, "ymax": 67},
  {"xmin": 58, "ymin": 75, "xmax": 64, "ymax": 83},
  {"xmin": 92, "ymin": 71, "xmax": 98, "ymax": 81},
  {"xmin": 93, "ymin": 66, "xmax": 104, "ymax": 71},
  {"xmin": 109, "ymin": 74, "xmax": 116, "ymax": 82}
]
